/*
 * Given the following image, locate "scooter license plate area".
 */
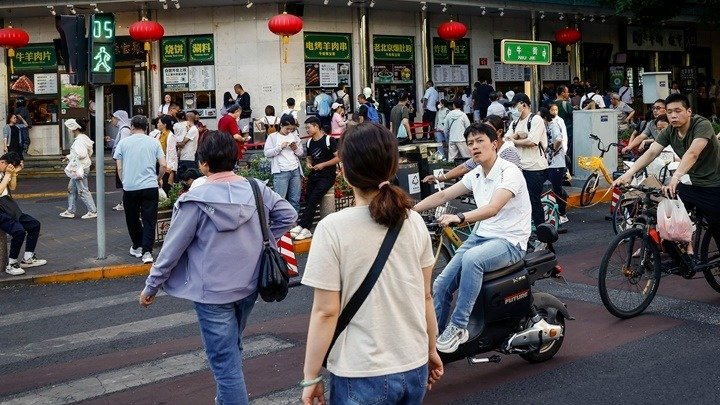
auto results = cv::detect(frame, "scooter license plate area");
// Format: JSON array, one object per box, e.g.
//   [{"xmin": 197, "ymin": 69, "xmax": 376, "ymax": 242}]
[{"xmin": 481, "ymin": 268, "xmax": 532, "ymax": 324}]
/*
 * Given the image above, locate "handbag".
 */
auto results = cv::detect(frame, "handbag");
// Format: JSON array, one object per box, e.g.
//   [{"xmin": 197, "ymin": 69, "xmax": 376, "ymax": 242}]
[
  {"xmin": 0, "ymin": 195, "xmax": 22, "ymax": 220},
  {"xmin": 397, "ymin": 120, "xmax": 408, "ymax": 139},
  {"xmin": 322, "ymin": 220, "xmax": 403, "ymax": 367},
  {"xmin": 64, "ymin": 157, "xmax": 84, "ymax": 179},
  {"xmin": 249, "ymin": 178, "xmax": 290, "ymax": 302}
]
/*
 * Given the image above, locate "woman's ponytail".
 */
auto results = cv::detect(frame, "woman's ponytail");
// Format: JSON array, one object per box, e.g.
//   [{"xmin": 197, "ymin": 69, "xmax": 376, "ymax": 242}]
[{"xmin": 369, "ymin": 183, "xmax": 412, "ymax": 228}]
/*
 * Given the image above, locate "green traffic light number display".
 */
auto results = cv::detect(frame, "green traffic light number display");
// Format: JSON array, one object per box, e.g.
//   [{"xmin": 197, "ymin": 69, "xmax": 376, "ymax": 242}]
[
  {"xmin": 90, "ymin": 14, "xmax": 116, "ymax": 75},
  {"xmin": 92, "ymin": 19, "xmax": 114, "ymax": 41}
]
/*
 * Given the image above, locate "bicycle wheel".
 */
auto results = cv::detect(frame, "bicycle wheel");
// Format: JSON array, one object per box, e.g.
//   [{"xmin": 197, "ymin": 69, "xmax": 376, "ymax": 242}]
[
  {"xmin": 598, "ymin": 228, "xmax": 662, "ymax": 319},
  {"xmin": 699, "ymin": 229, "xmax": 720, "ymax": 293},
  {"xmin": 580, "ymin": 172, "xmax": 600, "ymax": 206},
  {"xmin": 612, "ymin": 194, "xmax": 640, "ymax": 235}
]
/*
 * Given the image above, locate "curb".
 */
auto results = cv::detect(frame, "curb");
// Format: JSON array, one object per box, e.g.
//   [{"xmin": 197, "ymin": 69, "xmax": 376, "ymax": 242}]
[
  {"xmin": 1, "ymin": 263, "xmax": 150, "ymax": 286},
  {"xmin": 13, "ymin": 192, "xmax": 68, "ymax": 200},
  {"xmin": 566, "ymin": 188, "xmax": 613, "ymax": 208}
]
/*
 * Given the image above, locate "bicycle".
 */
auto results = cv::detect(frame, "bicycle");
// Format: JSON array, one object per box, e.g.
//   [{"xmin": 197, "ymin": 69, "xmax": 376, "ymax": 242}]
[
  {"xmin": 420, "ymin": 203, "xmax": 475, "ymax": 282},
  {"xmin": 577, "ymin": 134, "xmax": 618, "ymax": 206},
  {"xmin": 598, "ymin": 184, "xmax": 720, "ymax": 319}
]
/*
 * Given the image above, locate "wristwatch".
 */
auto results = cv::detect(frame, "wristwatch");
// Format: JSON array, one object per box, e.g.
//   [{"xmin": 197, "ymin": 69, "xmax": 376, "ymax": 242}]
[{"xmin": 456, "ymin": 212, "xmax": 466, "ymax": 225}]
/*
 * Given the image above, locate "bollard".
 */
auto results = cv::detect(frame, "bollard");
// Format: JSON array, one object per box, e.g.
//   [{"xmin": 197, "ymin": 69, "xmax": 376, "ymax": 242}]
[
  {"xmin": 0, "ymin": 233, "xmax": 7, "ymax": 270},
  {"xmin": 319, "ymin": 190, "xmax": 336, "ymax": 219}
]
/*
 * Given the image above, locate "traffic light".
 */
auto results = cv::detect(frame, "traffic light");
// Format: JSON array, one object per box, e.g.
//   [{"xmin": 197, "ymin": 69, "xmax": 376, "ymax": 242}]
[
  {"xmin": 55, "ymin": 15, "xmax": 87, "ymax": 85},
  {"xmin": 88, "ymin": 13, "xmax": 116, "ymax": 85}
]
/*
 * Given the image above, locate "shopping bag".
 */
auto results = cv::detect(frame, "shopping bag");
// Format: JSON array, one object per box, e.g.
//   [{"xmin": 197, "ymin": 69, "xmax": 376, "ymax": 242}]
[
  {"xmin": 64, "ymin": 158, "xmax": 84, "ymax": 179},
  {"xmin": 656, "ymin": 197, "xmax": 693, "ymax": 242}
]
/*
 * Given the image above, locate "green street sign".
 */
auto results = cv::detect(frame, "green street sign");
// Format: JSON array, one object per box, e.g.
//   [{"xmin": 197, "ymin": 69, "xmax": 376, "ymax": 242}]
[
  {"xmin": 89, "ymin": 13, "xmax": 116, "ymax": 84},
  {"xmin": 304, "ymin": 33, "xmax": 352, "ymax": 61},
  {"xmin": 189, "ymin": 36, "xmax": 214, "ymax": 62},
  {"xmin": 162, "ymin": 37, "xmax": 188, "ymax": 64},
  {"xmin": 373, "ymin": 35, "xmax": 414, "ymax": 61},
  {"xmin": 500, "ymin": 39, "xmax": 552, "ymax": 65}
]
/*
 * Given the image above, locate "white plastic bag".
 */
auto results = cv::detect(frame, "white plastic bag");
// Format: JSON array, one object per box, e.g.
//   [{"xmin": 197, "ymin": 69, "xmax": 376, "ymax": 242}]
[
  {"xmin": 656, "ymin": 197, "xmax": 693, "ymax": 242},
  {"xmin": 64, "ymin": 158, "xmax": 84, "ymax": 179}
]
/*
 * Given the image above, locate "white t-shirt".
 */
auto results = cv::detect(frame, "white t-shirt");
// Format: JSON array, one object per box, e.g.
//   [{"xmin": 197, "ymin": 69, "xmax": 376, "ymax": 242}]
[
  {"xmin": 461, "ymin": 94, "xmax": 473, "ymax": 114},
  {"xmin": 547, "ymin": 120, "xmax": 567, "ymax": 168},
  {"xmin": 173, "ymin": 121, "xmax": 186, "ymax": 143},
  {"xmin": 281, "ymin": 108, "xmax": 298, "ymax": 121},
  {"xmin": 580, "ymin": 93, "xmax": 606, "ymax": 108},
  {"xmin": 618, "ymin": 86, "xmax": 634, "ymax": 104},
  {"xmin": 507, "ymin": 114, "xmax": 548, "ymax": 171},
  {"xmin": 302, "ymin": 207, "xmax": 434, "ymax": 378},
  {"xmin": 487, "ymin": 101, "xmax": 507, "ymax": 118},
  {"xmin": 461, "ymin": 158, "xmax": 531, "ymax": 249},
  {"xmin": 423, "ymin": 87, "xmax": 439, "ymax": 112},
  {"xmin": 179, "ymin": 125, "xmax": 198, "ymax": 161}
]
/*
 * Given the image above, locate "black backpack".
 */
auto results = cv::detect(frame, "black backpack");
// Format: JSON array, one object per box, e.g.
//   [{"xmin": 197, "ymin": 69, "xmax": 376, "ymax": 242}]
[{"xmin": 581, "ymin": 93, "xmax": 596, "ymax": 109}]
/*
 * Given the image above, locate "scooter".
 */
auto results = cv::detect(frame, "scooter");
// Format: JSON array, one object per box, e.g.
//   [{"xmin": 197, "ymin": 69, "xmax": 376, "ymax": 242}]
[{"xmin": 437, "ymin": 224, "xmax": 574, "ymax": 365}]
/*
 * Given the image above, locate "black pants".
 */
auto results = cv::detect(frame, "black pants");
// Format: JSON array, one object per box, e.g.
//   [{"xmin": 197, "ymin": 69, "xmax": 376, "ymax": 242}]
[
  {"xmin": 523, "ymin": 169, "xmax": 549, "ymax": 228},
  {"xmin": 122, "ymin": 187, "xmax": 159, "ymax": 254},
  {"xmin": 678, "ymin": 184, "xmax": 720, "ymax": 247},
  {"xmin": 298, "ymin": 175, "xmax": 335, "ymax": 229},
  {"xmin": 422, "ymin": 110, "xmax": 437, "ymax": 138},
  {"xmin": 548, "ymin": 168, "xmax": 568, "ymax": 216},
  {"xmin": 319, "ymin": 115, "xmax": 332, "ymax": 132},
  {"xmin": 0, "ymin": 212, "xmax": 41, "ymax": 260}
]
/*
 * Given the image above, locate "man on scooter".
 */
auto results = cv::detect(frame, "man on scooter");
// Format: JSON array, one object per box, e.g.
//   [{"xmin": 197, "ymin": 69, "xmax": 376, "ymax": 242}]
[{"xmin": 414, "ymin": 123, "xmax": 532, "ymax": 353}]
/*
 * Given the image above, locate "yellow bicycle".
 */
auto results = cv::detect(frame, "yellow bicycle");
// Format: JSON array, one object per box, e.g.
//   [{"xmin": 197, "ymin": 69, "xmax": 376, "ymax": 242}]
[{"xmin": 577, "ymin": 134, "xmax": 618, "ymax": 206}]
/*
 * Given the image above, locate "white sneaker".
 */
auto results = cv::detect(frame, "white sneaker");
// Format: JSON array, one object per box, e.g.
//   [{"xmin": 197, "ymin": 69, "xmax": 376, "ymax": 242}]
[
  {"xmin": 436, "ymin": 323, "xmax": 469, "ymax": 353},
  {"xmin": 289, "ymin": 225, "xmax": 302, "ymax": 238},
  {"xmin": 5, "ymin": 262, "xmax": 25, "ymax": 276},
  {"xmin": 59, "ymin": 210, "xmax": 75, "ymax": 218},
  {"xmin": 295, "ymin": 228, "xmax": 313, "ymax": 240},
  {"xmin": 113, "ymin": 203, "xmax": 124, "ymax": 211},
  {"xmin": 559, "ymin": 215, "xmax": 569, "ymax": 225},
  {"xmin": 129, "ymin": 246, "xmax": 142, "ymax": 258},
  {"xmin": 19, "ymin": 255, "xmax": 47, "ymax": 268},
  {"xmin": 142, "ymin": 252, "xmax": 154, "ymax": 264},
  {"xmin": 81, "ymin": 212, "xmax": 98, "ymax": 219}
]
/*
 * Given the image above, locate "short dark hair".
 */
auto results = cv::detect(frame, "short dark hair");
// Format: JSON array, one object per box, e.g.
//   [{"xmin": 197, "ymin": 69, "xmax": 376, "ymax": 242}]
[
  {"xmin": 175, "ymin": 110, "xmax": 186, "ymax": 121},
  {"xmin": 398, "ymin": 92, "xmax": 408, "ymax": 101},
  {"xmin": 439, "ymin": 99, "xmax": 450, "ymax": 108},
  {"xmin": 654, "ymin": 99, "xmax": 667, "ymax": 106},
  {"xmin": 427, "ymin": 80, "xmax": 434, "ymax": 86},
  {"xmin": 538, "ymin": 107, "xmax": 553, "ymax": 122},
  {"xmin": 655, "ymin": 114, "xmax": 669, "ymax": 125},
  {"xmin": 665, "ymin": 93, "xmax": 690, "ymax": 109},
  {"xmin": 453, "ymin": 98, "xmax": 464, "ymax": 109},
  {"xmin": 464, "ymin": 122, "xmax": 498, "ymax": 142},
  {"xmin": 0, "ymin": 151, "xmax": 22, "ymax": 166},
  {"xmin": 131, "ymin": 115, "xmax": 149, "ymax": 131},
  {"xmin": 286, "ymin": 97, "xmax": 296, "ymax": 107},
  {"xmin": 280, "ymin": 113, "xmax": 297, "ymax": 127},
  {"xmin": 556, "ymin": 85, "xmax": 568, "ymax": 97},
  {"xmin": 226, "ymin": 104, "xmax": 241, "ymax": 114},
  {"xmin": 159, "ymin": 115, "xmax": 173, "ymax": 129},
  {"xmin": 179, "ymin": 168, "xmax": 203, "ymax": 181},
  {"xmin": 234, "ymin": 84, "xmax": 243, "ymax": 90},
  {"xmin": 490, "ymin": 91, "xmax": 500, "ymax": 101},
  {"xmin": 357, "ymin": 94, "xmax": 367, "ymax": 101},
  {"xmin": 304, "ymin": 116, "xmax": 321, "ymax": 127},
  {"xmin": 197, "ymin": 131, "xmax": 237, "ymax": 173},
  {"xmin": 483, "ymin": 115, "xmax": 505, "ymax": 134}
]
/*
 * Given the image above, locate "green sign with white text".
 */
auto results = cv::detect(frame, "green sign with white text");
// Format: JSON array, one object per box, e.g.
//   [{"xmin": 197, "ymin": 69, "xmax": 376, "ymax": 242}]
[
  {"xmin": 373, "ymin": 36, "xmax": 414, "ymax": 61},
  {"xmin": 500, "ymin": 39, "xmax": 552, "ymax": 65},
  {"xmin": 304, "ymin": 33, "xmax": 352, "ymax": 61}
]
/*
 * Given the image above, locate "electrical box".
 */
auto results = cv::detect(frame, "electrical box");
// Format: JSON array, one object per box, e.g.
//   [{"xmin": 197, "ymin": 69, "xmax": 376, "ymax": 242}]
[
  {"xmin": 642, "ymin": 72, "xmax": 671, "ymax": 104},
  {"xmin": 572, "ymin": 109, "xmax": 619, "ymax": 181}
]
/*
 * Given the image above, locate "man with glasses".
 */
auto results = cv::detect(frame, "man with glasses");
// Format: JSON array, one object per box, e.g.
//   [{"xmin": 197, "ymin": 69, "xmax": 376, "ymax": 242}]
[{"xmin": 622, "ymin": 99, "xmax": 667, "ymax": 154}]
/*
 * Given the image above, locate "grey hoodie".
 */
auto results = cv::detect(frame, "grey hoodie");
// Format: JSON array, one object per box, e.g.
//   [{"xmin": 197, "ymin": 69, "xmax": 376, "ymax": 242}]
[{"xmin": 142, "ymin": 177, "xmax": 297, "ymax": 304}]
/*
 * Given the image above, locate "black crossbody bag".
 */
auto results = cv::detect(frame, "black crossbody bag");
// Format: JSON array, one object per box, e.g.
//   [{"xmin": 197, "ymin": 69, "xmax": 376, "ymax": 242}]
[{"xmin": 322, "ymin": 221, "xmax": 403, "ymax": 367}]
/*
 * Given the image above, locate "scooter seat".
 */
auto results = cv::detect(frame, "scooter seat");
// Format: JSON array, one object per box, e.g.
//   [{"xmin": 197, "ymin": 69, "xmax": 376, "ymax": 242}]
[
  {"xmin": 524, "ymin": 250, "xmax": 555, "ymax": 267},
  {"xmin": 484, "ymin": 260, "xmax": 525, "ymax": 282}
]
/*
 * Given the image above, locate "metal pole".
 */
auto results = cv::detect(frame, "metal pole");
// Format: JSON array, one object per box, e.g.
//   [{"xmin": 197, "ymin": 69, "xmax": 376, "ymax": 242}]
[
  {"xmin": 359, "ymin": 7, "xmax": 371, "ymax": 88},
  {"xmin": 95, "ymin": 85, "xmax": 106, "ymax": 259},
  {"xmin": 421, "ymin": 9, "xmax": 430, "ymax": 84},
  {"xmin": 530, "ymin": 10, "xmax": 539, "ymax": 111}
]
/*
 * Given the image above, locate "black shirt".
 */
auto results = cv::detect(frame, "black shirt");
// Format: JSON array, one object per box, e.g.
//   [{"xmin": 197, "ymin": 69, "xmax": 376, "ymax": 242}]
[
  {"xmin": 306, "ymin": 135, "xmax": 338, "ymax": 178},
  {"xmin": 357, "ymin": 104, "xmax": 368, "ymax": 120},
  {"xmin": 237, "ymin": 93, "xmax": 251, "ymax": 119}
]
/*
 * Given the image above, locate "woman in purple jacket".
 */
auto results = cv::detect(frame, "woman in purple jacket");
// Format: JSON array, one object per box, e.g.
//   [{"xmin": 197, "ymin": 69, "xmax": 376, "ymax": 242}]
[{"xmin": 139, "ymin": 131, "xmax": 297, "ymax": 404}]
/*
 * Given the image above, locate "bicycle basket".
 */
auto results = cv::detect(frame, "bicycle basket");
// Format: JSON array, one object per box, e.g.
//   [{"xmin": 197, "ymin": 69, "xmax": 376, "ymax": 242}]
[{"xmin": 577, "ymin": 156, "xmax": 603, "ymax": 171}]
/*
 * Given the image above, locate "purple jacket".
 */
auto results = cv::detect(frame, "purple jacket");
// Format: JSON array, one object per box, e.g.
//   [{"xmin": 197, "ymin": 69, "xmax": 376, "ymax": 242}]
[{"xmin": 142, "ymin": 177, "xmax": 297, "ymax": 304}]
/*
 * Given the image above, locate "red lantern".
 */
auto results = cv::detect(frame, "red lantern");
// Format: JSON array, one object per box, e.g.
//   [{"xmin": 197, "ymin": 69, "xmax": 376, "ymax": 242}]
[
  {"xmin": 268, "ymin": 12, "xmax": 303, "ymax": 63},
  {"xmin": 554, "ymin": 27, "xmax": 581, "ymax": 51},
  {"xmin": 437, "ymin": 20, "xmax": 467, "ymax": 64},
  {"xmin": 129, "ymin": 18, "xmax": 165, "ymax": 51},
  {"xmin": 0, "ymin": 25, "xmax": 30, "ymax": 74}
]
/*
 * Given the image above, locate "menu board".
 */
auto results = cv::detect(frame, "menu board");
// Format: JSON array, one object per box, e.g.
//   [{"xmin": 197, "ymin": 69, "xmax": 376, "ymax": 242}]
[
  {"xmin": 373, "ymin": 64, "xmax": 414, "ymax": 84},
  {"xmin": 305, "ymin": 62, "xmax": 351, "ymax": 88},
  {"xmin": 319, "ymin": 63, "xmax": 338, "ymax": 87},
  {"xmin": 188, "ymin": 65, "xmax": 214, "ymax": 91},
  {"xmin": 433, "ymin": 65, "xmax": 469, "ymax": 85},
  {"xmin": 163, "ymin": 67, "xmax": 189, "ymax": 92},
  {"xmin": 34, "ymin": 73, "xmax": 58, "ymax": 95},
  {"xmin": 494, "ymin": 63, "xmax": 527, "ymax": 82},
  {"xmin": 540, "ymin": 62, "xmax": 570, "ymax": 82}
]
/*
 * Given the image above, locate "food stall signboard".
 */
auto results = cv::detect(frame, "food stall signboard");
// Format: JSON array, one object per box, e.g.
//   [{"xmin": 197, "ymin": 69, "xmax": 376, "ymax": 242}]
[{"xmin": 304, "ymin": 33, "xmax": 351, "ymax": 61}]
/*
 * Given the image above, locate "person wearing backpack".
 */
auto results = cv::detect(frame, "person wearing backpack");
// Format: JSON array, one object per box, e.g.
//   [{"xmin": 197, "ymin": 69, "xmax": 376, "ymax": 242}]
[
  {"xmin": 255, "ymin": 105, "xmax": 280, "ymax": 136},
  {"xmin": 580, "ymin": 85, "xmax": 605, "ymax": 109},
  {"xmin": 357, "ymin": 93, "xmax": 380, "ymax": 124},
  {"xmin": 333, "ymin": 83, "xmax": 351, "ymax": 112},
  {"xmin": 508, "ymin": 93, "xmax": 548, "ymax": 250},
  {"xmin": 314, "ymin": 89, "xmax": 334, "ymax": 130}
]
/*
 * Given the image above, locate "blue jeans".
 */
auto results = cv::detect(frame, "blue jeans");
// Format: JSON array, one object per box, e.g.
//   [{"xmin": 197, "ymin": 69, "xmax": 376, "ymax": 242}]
[
  {"xmin": 194, "ymin": 292, "xmax": 258, "ymax": 405},
  {"xmin": 433, "ymin": 233, "xmax": 525, "ymax": 331},
  {"xmin": 330, "ymin": 363, "xmax": 428, "ymax": 405},
  {"xmin": 273, "ymin": 168, "xmax": 301, "ymax": 213},
  {"xmin": 67, "ymin": 176, "xmax": 96, "ymax": 214},
  {"xmin": 434, "ymin": 131, "xmax": 447, "ymax": 160}
]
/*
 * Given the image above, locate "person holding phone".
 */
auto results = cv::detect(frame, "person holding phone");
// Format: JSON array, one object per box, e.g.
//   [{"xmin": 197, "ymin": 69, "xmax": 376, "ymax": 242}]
[{"xmin": 264, "ymin": 114, "xmax": 304, "ymax": 213}]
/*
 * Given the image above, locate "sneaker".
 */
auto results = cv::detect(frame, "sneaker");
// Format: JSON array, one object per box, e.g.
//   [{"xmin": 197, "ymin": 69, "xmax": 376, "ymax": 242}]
[
  {"xmin": 59, "ymin": 210, "xmax": 75, "ymax": 218},
  {"xmin": 289, "ymin": 225, "xmax": 302, "ymax": 238},
  {"xmin": 81, "ymin": 212, "xmax": 98, "ymax": 219},
  {"xmin": 436, "ymin": 323, "xmax": 469, "ymax": 353},
  {"xmin": 19, "ymin": 255, "xmax": 47, "ymax": 268},
  {"xmin": 113, "ymin": 203, "xmax": 124, "ymax": 211},
  {"xmin": 295, "ymin": 228, "xmax": 313, "ymax": 240},
  {"xmin": 142, "ymin": 252, "xmax": 154, "ymax": 264},
  {"xmin": 129, "ymin": 246, "xmax": 143, "ymax": 258},
  {"xmin": 559, "ymin": 215, "xmax": 569, "ymax": 225},
  {"xmin": 5, "ymin": 262, "xmax": 25, "ymax": 276}
]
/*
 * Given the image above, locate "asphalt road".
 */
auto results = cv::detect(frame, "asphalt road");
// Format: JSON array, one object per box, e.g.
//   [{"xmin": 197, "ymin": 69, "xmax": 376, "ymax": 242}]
[{"xmin": 1, "ymin": 202, "xmax": 720, "ymax": 404}]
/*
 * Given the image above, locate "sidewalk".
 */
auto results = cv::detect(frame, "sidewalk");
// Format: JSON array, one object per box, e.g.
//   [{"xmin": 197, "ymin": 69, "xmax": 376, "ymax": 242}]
[{"xmin": 0, "ymin": 175, "xmax": 610, "ymax": 286}]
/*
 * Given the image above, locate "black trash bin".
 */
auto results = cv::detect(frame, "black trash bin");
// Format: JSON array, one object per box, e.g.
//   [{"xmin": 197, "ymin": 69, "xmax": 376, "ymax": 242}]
[{"xmin": 396, "ymin": 161, "xmax": 422, "ymax": 202}]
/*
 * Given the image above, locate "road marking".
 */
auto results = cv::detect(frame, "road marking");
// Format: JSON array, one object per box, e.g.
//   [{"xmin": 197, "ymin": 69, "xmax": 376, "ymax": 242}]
[
  {"xmin": 0, "ymin": 291, "xmax": 166, "ymax": 327},
  {"xmin": 537, "ymin": 280, "xmax": 720, "ymax": 325},
  {"xmin": 0, "ymin": 334, "xmax": 293, "ymax": 405},
  {"xmin": 0, "ymin": 310, "xmax": 196, "ymax": 367}
]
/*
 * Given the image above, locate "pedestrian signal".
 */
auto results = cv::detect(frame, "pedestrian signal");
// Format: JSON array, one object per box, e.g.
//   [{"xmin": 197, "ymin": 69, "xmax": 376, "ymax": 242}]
[{"xmin": 89, "ymin": 13, "xmax": 116, "ymax": 85}]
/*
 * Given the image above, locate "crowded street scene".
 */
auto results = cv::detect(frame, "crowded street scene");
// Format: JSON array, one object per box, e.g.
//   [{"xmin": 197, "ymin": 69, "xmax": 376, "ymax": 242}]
[{"xmin": 1, "ymin": 0, "xmax": 720, "ymax": 404}]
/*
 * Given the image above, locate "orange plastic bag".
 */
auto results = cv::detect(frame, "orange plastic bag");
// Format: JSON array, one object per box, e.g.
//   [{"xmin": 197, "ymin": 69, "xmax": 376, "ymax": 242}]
[{"xmin": 656, "ymin": 197, "xmax": 693, "ymax": 243}]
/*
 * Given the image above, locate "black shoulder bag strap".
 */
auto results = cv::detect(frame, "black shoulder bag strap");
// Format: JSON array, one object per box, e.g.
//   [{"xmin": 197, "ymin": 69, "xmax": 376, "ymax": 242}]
[
  {"xmin": 322, "ymin": 220, "xmax": 403, "ymax": 367},
  {"xmin": 249, "ymin": 179, "xmax": 270, "ymax": 243}
]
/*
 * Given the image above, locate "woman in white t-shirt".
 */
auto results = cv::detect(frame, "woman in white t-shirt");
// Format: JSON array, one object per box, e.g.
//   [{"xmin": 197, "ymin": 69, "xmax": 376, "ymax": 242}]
[
  {"xmin": 263, "ymin": 114, "xmax": 303, "ymax": 212},
  {"xmin": 301, "ymin": 123, "xmax": 443, "ymax": 404},
  {"xmin": 254, "ymin": 105, "xmax": 280, "ymax": 136}
]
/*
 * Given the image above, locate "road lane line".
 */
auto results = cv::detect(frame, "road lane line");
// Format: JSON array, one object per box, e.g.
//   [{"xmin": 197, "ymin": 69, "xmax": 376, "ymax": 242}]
[
  {"xmin": 0, "ymin": 310, "xmax": 196, "ymax": 367},
  {"xmin": 0, "ymin": 334, "xmax": 293, "ymax": 405},
  {"xmin": 0, "ymin": 292, "xmax": 166, "ymax": 328}
]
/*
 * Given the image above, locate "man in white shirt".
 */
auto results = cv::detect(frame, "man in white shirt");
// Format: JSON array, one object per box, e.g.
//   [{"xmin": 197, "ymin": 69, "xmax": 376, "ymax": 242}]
[
  {"xmin": 618, "ymin": 79, "xmax": 634, "ymax": 105},
  {"xmin": 507, "ymin": 93, "xmax": 548, "ymax": 242},
  {"xmin": 177, "ymin": 111, "xmax": 199, "ymax": 176},
  {"xmin": 580, "ymin": 87, "xmax": 606, "ymax": 109},
  {"xmin": 422, "ymin": 80, "xmax": 439, "ymax": 139},
  {"xmin": 414, "ymin": 123, "xmax": 530, "ymax": 353},
  {"xmin": 281, "ymin": 97, "xmax": 299, "ymax": 121},
  {"xmin": 486, "ymin": 91, "xmax": 507, "ymax": 118}
]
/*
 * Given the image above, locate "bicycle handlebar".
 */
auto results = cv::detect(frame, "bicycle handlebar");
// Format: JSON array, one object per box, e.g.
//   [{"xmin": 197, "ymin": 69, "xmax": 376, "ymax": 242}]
[
  {"xmin": 618, "ymin": 183, "xmax": 663, "ymax": 196},
  {"xmin": 589, "ymin": 134, "xmax": 618, "ymax": 153}
]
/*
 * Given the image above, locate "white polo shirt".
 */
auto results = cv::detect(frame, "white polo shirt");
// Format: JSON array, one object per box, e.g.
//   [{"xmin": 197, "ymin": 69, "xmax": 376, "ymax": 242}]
[{"xmin": 461, "ymin": 157, "xmax": 531, "ymax": 249}]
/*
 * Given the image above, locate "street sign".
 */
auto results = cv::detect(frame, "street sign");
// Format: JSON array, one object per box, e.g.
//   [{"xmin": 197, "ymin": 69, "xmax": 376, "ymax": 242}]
[
  {"xmin": 500, "ymin": 39, "xmax": 552, "ymax": 66},
  {"xmin": 89, "ymin": 13, "xmax": 116, "ymax": 85}
]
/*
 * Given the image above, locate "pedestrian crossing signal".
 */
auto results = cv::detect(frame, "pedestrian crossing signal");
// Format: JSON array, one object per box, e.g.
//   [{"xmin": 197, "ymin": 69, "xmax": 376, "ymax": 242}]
[{"xmin": 89, "ymin": 13, "xmax": 116, "ymax": 85}]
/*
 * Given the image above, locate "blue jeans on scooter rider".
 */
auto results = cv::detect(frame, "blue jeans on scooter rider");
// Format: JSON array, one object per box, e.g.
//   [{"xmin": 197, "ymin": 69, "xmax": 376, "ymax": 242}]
[{"xmin": 414, "ymin": 123, "xmax": 532, "ymax": 353}]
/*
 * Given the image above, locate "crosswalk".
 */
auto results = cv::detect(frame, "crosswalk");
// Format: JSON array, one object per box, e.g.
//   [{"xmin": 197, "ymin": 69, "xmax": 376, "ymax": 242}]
[{"xmin": 0, "ymin": 280, "xmax": 309, "ymax": 404}]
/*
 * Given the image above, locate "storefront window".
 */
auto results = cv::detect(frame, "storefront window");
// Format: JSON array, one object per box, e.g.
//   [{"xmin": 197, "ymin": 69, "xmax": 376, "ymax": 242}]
[
  {"xmin": 432, "ymin": 37, "xmax": 471, "ymax": 101},
  {"xmin": 303, "ymin": 32, "xmax": 353, "ymax": 114},
  {"xmin": 160, "ymin": 35, "xmax": 216, "ymax": 118},
  {"xmin": 7, "ymin": 43, "xmax": 60, "ymax": 125},
  {"xmin": 373, "ymin": 35, "xmax": 417, "ymax": 123}
]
